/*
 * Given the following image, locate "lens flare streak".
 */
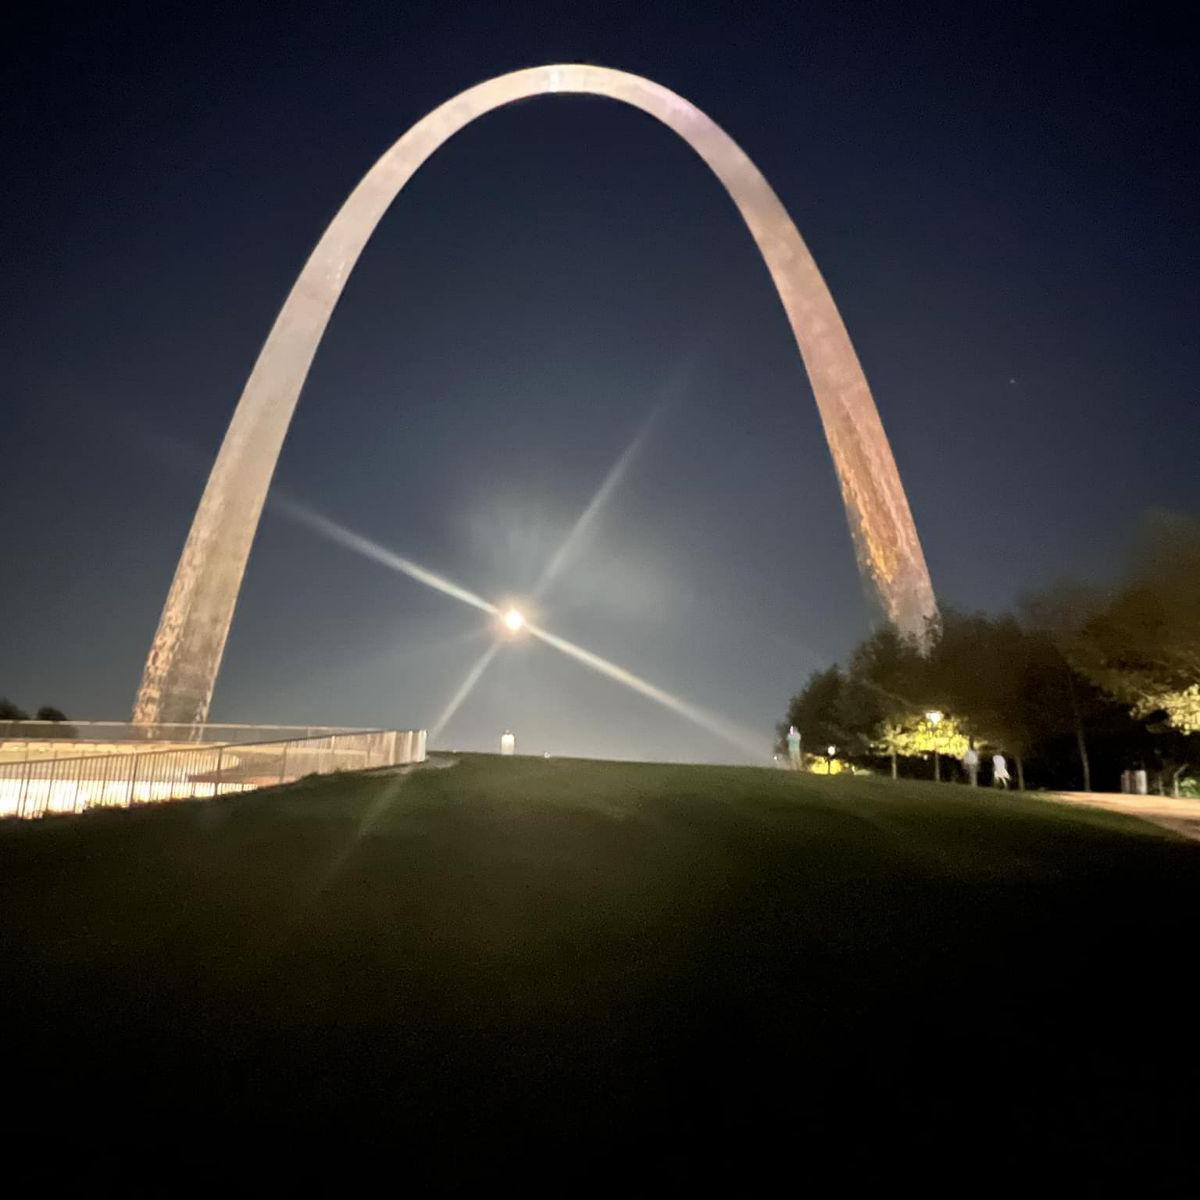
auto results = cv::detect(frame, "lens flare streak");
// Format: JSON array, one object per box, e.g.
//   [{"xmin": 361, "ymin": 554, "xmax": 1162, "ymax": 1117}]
[
  {"xmin": 533, "ymin": 402, "xmax": 663, "ymax": 599},
  {"xmin": 429, "ymin": 642, "xmax": 502, "ymax": 742},
  {"xmin": 526, "ymin": 623, "xmax": 762, "ymax": 759},
  {"xmin": 273, "ymin": 497, "xmax": 498, "ymax": 616},
  {"xmin": 274, "ymin": 499, "xmax": 763, "ymax": 759}
]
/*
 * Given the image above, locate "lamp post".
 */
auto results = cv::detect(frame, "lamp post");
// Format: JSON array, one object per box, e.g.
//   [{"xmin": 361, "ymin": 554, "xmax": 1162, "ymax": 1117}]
[
  {"xmin": 826, "ymin": 745, "xmax": 836, "ymax": 775},
  {"xmin": 926, "ymin": 710, "xmax": 944, "ymax": 782}
]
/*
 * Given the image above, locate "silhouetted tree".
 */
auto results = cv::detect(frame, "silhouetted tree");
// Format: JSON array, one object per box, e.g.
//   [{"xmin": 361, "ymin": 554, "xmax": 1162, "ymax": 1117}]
[
  {"xmin": 779, "ymin": 667, "xmax": 852, "ymax": 761},
  {"xmin": 841, "ymin": 625, "xmax": 929, "ymax": 776},
  {"xmin": 0, "ymin": 698, "xmax": 30, "ymax": 721},
  {"xmin": 785, "ymin": 612, "xmax": 1122, "ymax": 790},
  {"xmin": 778, "ymin": 513, "xmax": 1199, "ymax": 791},
  {"xmin": 1029, "ymin": 514, "xmax": 1200, "ymax": 728},
  {"xmin": 925, "ymin": 612, "xmax": 1040, "ymax": 787},
  {"xmin": 1025, "ymin": 512, "xmax": 1200, "ymax": 791}
]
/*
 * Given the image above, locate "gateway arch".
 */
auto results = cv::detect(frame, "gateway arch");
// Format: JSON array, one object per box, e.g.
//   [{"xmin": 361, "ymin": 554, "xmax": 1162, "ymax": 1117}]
[{"xmin": 134, "ymin": 64, "xmax": 937, "ymax": 726}]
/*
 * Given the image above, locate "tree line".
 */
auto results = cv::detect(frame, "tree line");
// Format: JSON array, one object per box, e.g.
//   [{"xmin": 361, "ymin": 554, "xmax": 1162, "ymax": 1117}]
[
  {"xmin": 779, "ymin": 511, "xmax": 1200, "ymax": 795},
  {"xmin": 0, "ymin": 700, "xmax": 71, "ymax": 729}
]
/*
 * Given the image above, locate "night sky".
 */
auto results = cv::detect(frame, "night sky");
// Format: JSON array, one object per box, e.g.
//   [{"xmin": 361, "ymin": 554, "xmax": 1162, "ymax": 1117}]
[{"xmin": 3, "ymin": 2, "xmax": 1197, "ymax": 761}]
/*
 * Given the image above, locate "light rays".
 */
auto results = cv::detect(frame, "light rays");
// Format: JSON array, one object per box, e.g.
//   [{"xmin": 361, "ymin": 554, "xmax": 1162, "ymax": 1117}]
[
  {"xmin": 525, "ymin": 622, "xmax": 762, "ymax": 759},
  {"xmin": 271, "ymin": 495, "xmax": 498, "ymax": 617},
  {"xmin": 533, "ymin": 400, "xmax": 665, "ymax": 599},
  {"xmin": 429, "ymin": 642, "xmax": 502, "ymax": 742},
  {"xmin": 273, "ymin": 496, "xmax": 763, "ymax": 759}
]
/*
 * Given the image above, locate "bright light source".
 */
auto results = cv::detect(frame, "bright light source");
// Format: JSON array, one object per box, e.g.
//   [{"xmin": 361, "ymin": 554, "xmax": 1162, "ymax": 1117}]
[
  {"xmin": 503, "ymin": 608, "xmax": 526, "ymax": 633},
  {"xmin": 926, "ymin": 709, "xmax": 944, "ymax": 726}
]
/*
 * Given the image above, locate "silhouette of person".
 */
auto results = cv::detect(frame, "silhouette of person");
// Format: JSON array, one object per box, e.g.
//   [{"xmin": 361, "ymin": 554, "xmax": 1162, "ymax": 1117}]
[
  {"xmin": 962, "ymin": 745, "xmax": 980, "ymax": 787},
  {"xmin": 992, "ymin": 753, "xmax": 1011, "ymax": 789},
  {"xmin": 786, "ymin": 726, "xmax": 802, "ymax": 770}
]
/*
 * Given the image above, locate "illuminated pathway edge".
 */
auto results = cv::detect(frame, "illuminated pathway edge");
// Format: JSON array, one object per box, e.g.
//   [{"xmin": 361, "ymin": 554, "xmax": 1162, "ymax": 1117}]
[{"xmin": 136, "ymin": 64, "xmax": 937, "ymax": 724}]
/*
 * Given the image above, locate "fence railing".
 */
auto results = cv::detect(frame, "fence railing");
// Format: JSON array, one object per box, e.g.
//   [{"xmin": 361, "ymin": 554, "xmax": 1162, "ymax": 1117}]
[
  {"xmin": 0, "ymin": 729, "xmax": 427, "ymax": 820},
  {"xmin": 0, "ymin": 720, "xmax": 361, "ymax": 745}
]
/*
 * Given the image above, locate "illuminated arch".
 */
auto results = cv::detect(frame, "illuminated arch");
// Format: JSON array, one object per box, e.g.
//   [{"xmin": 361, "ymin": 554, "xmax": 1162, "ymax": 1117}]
[{"xmin": 135, "ymin": 64, "xmax": 936, "ymax": 724}]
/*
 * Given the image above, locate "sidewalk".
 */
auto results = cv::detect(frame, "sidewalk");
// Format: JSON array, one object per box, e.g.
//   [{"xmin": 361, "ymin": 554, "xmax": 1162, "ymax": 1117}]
[{"xmin": 1044, "ymin": 790, "xmax": 1200, "ymax": 842}]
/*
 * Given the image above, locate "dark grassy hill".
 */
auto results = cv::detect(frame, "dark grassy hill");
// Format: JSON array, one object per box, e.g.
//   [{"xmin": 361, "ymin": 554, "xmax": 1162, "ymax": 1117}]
[{"xmin": 1, "ymin": 756, "xmax": 1196, "ymax": 1191}]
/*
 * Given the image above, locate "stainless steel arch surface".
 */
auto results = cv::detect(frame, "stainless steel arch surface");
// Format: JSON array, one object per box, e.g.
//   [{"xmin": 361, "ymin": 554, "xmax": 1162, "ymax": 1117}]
[{"xmin": 134, "ymin": 64, "xmax": 937, "ymax": 724}]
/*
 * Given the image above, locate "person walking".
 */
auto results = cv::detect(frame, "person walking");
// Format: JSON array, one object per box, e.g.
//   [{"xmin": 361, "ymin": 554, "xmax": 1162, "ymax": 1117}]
[
  {"xmin": 786, "ymin": 725, "xmax": 802, "ymax": 771},
  {"xmin": 992, "ymin": 752, "xmax": 1011, "ymax": 789},
  {"xmin": 962, "ymin": 744, "xmax": 980, "ymax": 787}
]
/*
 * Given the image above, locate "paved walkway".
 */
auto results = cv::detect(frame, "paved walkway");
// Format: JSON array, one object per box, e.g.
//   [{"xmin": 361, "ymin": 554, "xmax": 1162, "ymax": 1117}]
[{"xmin": 1044, "ymin": 790, "xmax": 1200, "ymax": 842}]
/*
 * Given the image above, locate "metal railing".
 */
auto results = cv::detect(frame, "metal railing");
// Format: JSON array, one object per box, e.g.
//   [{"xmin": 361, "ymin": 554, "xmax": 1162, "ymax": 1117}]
[
  {"xmin": 0, "ymin": 719, "xmax": 361, "ymax": 744},
  {"xmin": 0, "ymin": 728, "xmax": 427, "ymax": 820}
]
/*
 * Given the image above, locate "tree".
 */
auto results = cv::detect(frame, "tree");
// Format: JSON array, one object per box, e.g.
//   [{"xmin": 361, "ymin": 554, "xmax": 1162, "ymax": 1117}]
[
  {"xmin": 33, "ymin": 705, "xmax": 76, "ymax": 739},
  {"xmin": 776, "ymin": 512, "xmax": 1199, "ymax": 792},
  {"xmin": 923, "ymin": 610, "xmax": 1109, "ymax": 791},
  {"xmin": 1149, "ymin": 686, "xmax": 1200, "ymax": 736},
  {"xmin": 1026, "ymin": 512, "xmax": 1200, "ymax": 790},
  {"xmin": 841, "ymin": 626, "xmax": 929, "ymax": 777},
  {"xmin": 851, "ymin": 610, "xmax": 1096, "ymax": 790},
  {"xmin": 779, "ymin": 667, "xmax": 852, "ymax": 762},
  {"xmin": 0, "ymin": 700, "xmax": 76, "ymax": 739},
  {"xmin": 1034, "ymin": 514, "xmax": 1199, "ymax": 723},
  {"xmin": 876, "ymin": 714, "xmax": 969, "ymax": 771},
  {"xmin": 924, "ymin": 613, "xmax": 1023, "ymax": 773}
]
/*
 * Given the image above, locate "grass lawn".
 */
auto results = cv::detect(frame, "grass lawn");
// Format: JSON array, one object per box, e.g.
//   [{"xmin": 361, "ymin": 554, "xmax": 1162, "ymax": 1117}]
[{"xmin": 2, "ymin": 755, "xmax": 1197, "ymax": 1190}]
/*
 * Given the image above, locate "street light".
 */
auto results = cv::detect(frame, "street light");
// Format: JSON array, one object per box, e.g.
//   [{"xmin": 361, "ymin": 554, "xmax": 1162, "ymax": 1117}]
[
  {"xmin": 826, "ymin": 745, "xmax": 836, "ymax": 775},
  {"xmin": 926, "ymin": 710, "xmax": 944, "ymax": 782}
]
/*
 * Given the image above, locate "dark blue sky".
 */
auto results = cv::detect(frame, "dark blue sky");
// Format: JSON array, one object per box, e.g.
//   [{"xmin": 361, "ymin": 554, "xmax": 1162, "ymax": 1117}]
[{"xmin": 2, "ymin": 1, "xmax": 1197, "ymax": 760}]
